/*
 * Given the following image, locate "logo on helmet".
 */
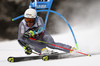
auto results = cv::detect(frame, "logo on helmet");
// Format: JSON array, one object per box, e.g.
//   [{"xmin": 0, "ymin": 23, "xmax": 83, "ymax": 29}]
[{"xmin": 26, "ymin": 14, "xmax": 32, "ymax": 16}]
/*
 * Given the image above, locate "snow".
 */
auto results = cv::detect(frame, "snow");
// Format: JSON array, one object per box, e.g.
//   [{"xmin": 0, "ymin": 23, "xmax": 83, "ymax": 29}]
[
  {"xmin": 0, "ymin": 22, "xmax": 100, "ymax": 66},
  {"xmin": 1, "ymin": 1, "xmax": 100, "ymax": 65}
]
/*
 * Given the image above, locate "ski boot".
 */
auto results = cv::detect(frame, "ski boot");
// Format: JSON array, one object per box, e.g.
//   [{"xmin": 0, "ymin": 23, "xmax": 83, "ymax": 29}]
[
  {"xmin": 41, "ymin": 48, "xmax": 58, "ymax": 61},
  {"xmin": 41, "ymin": 48, "xmax": 58, "ymax": 55}
]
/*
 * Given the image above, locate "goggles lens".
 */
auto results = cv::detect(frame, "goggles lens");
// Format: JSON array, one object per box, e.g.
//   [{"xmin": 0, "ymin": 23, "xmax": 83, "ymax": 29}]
[{"xmin": 25, "ymin": 18, "xmax": 35, "ymax": 23}]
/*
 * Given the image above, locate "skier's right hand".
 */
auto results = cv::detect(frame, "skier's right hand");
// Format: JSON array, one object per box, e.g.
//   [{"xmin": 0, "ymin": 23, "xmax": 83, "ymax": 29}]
[
  {"xmin": 23, "ymin": 30, "xmax": 35, "ymax": 40},
  {"xmin": 23, "ymin": 31, "xmax": 31, "ymax": 39},
  {"xmin": 23, "ymin": 45, "xmax": 32, "ymax": 55}
]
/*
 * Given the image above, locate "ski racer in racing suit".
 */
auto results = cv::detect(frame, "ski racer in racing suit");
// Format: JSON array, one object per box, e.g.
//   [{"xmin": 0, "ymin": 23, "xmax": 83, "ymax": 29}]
[{"xmin": 18, "ymin": 9, "xmax": 72, "ymax": 55}]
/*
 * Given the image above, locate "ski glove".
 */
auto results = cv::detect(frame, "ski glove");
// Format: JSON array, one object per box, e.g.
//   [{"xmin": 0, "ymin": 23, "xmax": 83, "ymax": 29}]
[
  {"xmin": 23, "ymin": 30, "xmax": 36, "ymax": 39},
  {"xmin": 23, "ymin": 45, "xmax": 32, "ymax": 55}
]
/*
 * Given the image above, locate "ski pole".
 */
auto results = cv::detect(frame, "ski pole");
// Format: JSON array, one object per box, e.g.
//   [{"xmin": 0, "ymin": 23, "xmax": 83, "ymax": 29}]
[
  {"xmin": 51, "ymin": 44, "xmax": 91, "ymax": 56},
  {"xmin": 30, "ymin": 38, "xmax": 91, "ymax": 56}
]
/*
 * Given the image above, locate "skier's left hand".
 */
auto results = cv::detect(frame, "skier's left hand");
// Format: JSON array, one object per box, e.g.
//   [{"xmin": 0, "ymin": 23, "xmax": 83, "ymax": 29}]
[{"xmin": 23, "ymin": 45, "xmax": 32, "ymax": 55}]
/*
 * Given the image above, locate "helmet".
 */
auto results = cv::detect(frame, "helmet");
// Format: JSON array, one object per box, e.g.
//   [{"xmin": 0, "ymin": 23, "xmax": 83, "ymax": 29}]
[{"xmin": 24, "ymin": 9, "xmax": 37, "ymax": 18}]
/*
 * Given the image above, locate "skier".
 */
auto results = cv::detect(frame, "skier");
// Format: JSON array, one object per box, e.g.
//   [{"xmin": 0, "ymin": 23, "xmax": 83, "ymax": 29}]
[{"xmin": 18, "ymin": 8, "xmax": 73, "ymax": 55}]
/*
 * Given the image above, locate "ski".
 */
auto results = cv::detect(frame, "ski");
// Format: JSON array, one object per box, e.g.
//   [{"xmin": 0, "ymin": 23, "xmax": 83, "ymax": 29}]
[
  {"xmin": 7, "ymin": 52, "xmax": 100, "ymax": 63},
  {"xmin": 7, "ymin": 53, "xmax": 60, "ymax": 62},
  {"xmin": 7, "ymin": 56, "xmax": 41, "ymax": 62}
]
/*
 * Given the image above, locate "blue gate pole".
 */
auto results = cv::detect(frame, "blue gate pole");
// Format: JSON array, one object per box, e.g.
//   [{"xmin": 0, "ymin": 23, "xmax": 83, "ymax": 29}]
[
  {"xmin": 44, "ymin": 0, "xmax": 53, "ymax": 30},
  {"xmin": 12, "ymin": 15, "xmax": 24, "ymax": 21},
  {"xmin": 37, "ymin": 10, "xmax": 79, "ymax": 49}
]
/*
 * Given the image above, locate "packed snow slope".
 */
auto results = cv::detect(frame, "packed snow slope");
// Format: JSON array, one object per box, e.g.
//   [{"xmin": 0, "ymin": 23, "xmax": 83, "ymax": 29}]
[
  {"xmin": 0, "ymin": 21, "xmax": 100, "ymax": 66},
  {"xmin": 1, "ymin": 1, "xmax": 100, "ymax": 65}
]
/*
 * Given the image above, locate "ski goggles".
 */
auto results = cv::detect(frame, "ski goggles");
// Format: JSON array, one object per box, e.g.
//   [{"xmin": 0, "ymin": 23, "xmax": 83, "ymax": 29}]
[{"xmin": 25, "ymin": 18, "xmax": 35, "ymax": 23}]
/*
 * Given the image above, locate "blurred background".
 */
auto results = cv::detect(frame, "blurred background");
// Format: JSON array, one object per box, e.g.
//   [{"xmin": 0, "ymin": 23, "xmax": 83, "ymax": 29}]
[{"xmin": 0, "ymin": 0, "xmax": 100, "ymax": 41}]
